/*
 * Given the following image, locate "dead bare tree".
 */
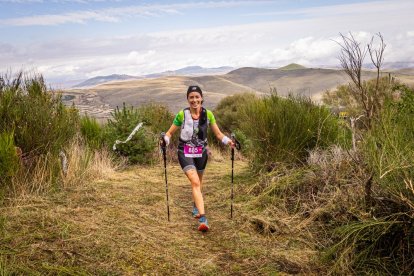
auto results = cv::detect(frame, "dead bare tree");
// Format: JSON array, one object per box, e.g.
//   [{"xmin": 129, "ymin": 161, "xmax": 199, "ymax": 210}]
[
  {"xmin": 368, "ymin": 33, "xmax": 386, "ymax": 117},
  {"xmin": 337, "ymin": 32, "xmax": 386, "ymax": 128}
]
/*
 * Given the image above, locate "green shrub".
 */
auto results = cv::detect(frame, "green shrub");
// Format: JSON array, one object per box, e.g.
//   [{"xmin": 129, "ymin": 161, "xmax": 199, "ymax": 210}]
[
  {"xmin": 0, "ymin": 73, "xmax": 79, "ymax": 157},
  {"xmin": 393, "ymin": 83, "xmax": 414, "ymax": 114},
  {"xmin": 0, "ymin": 130, "xmax": 19, "ymax": 185},
  {"xmin": 136, "ymin": 103, "xmax": 175, "ymax": 135},
  {"xmin": 213, "ymin": 93, "xmax": 257, "ymax": 134},
  {"xmin": 104, "ymin": 103, "xmax": 173, "ymax": 164},
  {"xmin": 80, "ymin": 115, "xmax": 104, "ymax": 150},
  {"xmin": 364, "ymin": 85, "xmax": 414, "ymax": 198},
  {"xmin": 239, "ymin": 93, "xmax": 342, "ymax": 169},
  {"xmin": 209, "ymin": 93, "xmax": 257, "ymax": 150},
  {"xmin": 0, "ymin": 72, "xmax": 79, "ymax": 191}
]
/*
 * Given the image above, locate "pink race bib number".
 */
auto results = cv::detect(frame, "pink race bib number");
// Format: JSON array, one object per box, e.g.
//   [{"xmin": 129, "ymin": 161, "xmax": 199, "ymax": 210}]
[{"xmin": 184, "ymin": 144, "xmax": 203, "ymax": 158}]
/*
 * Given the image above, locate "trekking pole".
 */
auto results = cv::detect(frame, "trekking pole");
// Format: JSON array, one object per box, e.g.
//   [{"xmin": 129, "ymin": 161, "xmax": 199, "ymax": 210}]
[
  {"xmin": 230, "ymin": 133, "xmax": 241, "ymax": 219},
  {"xmin": 160, "ymin": 132, "xmax": 170, "ymax": 222}
]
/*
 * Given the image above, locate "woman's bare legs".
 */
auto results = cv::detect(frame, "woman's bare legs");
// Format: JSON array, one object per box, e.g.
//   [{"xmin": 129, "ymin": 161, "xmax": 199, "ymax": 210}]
[{"xmin": 186, "ymin": 169, "xmax": 205, "ymax": 215}]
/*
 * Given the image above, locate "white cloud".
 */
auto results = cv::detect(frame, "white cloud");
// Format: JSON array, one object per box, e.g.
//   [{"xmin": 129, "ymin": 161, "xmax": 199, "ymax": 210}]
[
  {"xmin": 2, "ymin": 0, "xmax": 414, "ymax": 83},
  {"xmin": 223, "ymin": 36, "xmax": 341, "ymax": 68},
  {"xmin": 0, "ymin": 1, "xmax": 273, "ymax": 26},
  {"xmin": 384, "ymin": 32, "xmax": 414, "ymax": 62},
  {"xmin": 7, "ymin": 27, "xmax": 414, "ymax": 82},
  {"xmin": 3, "ymin": 11, "xmax": 120, "ymax": 26},
  {"xmin": 127, "ymin": 50, "xmax": 156, "ymax": 65}
]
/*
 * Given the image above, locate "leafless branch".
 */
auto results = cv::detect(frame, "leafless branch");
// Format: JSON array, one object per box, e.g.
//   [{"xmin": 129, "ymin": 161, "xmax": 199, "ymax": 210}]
[{"xmin": 336, "ymin": 32, "xmax": 387, "ymax": 128}]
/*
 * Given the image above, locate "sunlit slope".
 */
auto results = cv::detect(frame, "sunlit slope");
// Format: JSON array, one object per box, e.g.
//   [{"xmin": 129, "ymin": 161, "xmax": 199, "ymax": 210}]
[
  {"xmin": 69, "ymin": 75, "xmax": 259, "ymax": 113},
  {"xmin": 65, "ymin": 66, "xmax": 412, "ymax": 116},
  {"xmin": 224, "ymin": 67, "xmax": 377, "ymax": 97}
]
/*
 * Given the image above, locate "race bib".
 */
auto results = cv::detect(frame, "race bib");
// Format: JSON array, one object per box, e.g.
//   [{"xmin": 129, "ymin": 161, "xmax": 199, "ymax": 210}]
[{"xmin": 184, "ymin": 144, "xmax": 203, "ymax": 158}]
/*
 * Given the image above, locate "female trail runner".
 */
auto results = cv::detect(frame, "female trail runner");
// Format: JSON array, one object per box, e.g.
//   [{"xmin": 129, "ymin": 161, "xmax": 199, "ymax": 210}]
[{"xmin": 161, "ymin": 85, "xmax": 234, "ymax": 232}]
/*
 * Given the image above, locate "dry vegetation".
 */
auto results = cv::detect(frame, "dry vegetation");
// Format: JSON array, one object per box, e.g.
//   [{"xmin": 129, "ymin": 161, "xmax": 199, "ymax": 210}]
[
  {"xmin": 5, "ymin": 138, "xmax": 120, "ymax": 198},
  {"xmin": 0, "ymin": 157, "xmax": 318, "ymax": 275}
]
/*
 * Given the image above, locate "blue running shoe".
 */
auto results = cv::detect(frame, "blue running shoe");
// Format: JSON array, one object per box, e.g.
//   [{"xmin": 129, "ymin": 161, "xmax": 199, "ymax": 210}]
[
  {"xmin": 198, "ymin": 216, "xmax": 209, "ymax": 232},
  {"xmin": 192, "ymin": 204, "xmax": 201, "ymax": 219}
]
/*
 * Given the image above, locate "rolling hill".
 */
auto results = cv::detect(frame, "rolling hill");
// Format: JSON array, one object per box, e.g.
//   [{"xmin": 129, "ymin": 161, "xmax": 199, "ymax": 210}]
[
  {"xmin": 72, "ymin": 66, "xmax": 235, "ymax": 89},
  {"xmin": 72, "ymin": 74, "xmax": 141, "ymax": 88},
  {"xmin": 62, "ymin": 64, "xmax": 413, "ymax": 120}
]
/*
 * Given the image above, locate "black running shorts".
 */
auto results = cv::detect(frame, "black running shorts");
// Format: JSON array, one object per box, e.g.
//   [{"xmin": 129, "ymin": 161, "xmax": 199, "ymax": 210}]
[{"xmin": 177, "ymin": 147, "xmax": 208, "ymax": 173}]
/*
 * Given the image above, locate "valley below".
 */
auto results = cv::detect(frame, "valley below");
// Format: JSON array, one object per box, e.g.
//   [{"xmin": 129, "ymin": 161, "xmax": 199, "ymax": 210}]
[{"xmin": 61, "ymin": 65, "xmax": 414, "ymax": 120}]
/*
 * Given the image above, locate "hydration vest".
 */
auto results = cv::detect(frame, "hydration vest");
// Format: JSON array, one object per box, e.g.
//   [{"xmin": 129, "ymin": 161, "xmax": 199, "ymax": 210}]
[{"xmin": 179, "ymin": 107, "xmax": 208, "ymax": 147}]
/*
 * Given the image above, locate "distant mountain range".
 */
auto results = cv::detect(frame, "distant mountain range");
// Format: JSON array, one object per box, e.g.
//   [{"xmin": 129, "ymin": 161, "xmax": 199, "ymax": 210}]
[
  {"xmin": 62, "ymin": 63, "xmax": 414, "ymax": 119},
  {"xmin": 71, "ymin": 62, "xmax": 414, "ymax": 89},
  {"xmin": 376, "ymin": 62, "xmax": 414, "ymax": 70},
  {"xmin": 72, "ymin": 74, "xmax": 142, "ymax": 88},
  {"xmin": 72, "ymin": 66, "xmax": 235, "ymax": 88},
  {"xmin": 144, "ymin": 66, "xmax": 234, "ymax": 78}
]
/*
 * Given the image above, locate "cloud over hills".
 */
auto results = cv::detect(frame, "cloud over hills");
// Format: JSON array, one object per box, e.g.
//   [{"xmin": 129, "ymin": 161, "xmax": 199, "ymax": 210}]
[{"xmin": 1, "ymin": 0, "xmax": 413, "ymax": 85}]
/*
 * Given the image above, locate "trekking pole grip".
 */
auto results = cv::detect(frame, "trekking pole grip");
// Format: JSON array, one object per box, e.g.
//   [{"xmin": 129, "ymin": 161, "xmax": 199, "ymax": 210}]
[{"xmin": 160, "ymin": 132, "xmax": 166, "ymax": 148}]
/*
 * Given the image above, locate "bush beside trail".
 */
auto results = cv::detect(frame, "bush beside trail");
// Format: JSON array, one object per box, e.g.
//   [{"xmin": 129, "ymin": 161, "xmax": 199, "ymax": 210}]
[
  {"xmin": 210, "ymin": 92, "xmax": 256, "ymax": 154},
  {"xmin": 104, "ymin": 103, "xmax": 175, "ymax": 165},
  {"xmin": 313, "ymin": 89, "xmax": 414, "ymax": 274},
  {"xmin": 239, "ymin": 93, "xmax": 345, "ymax": 170},
  {"xmin": 212, "ymin": 92, "xmax": 257, "ymax": 135},
  {"xmin": 0, "ymin": 71, "xmax": 177, "ymax": 197},
  {"xmin": 0, "ymin": 72, "xmax": 116, "ymax": 196},
  {"xmin": 0, "ymin": 73, "xmax": 79, "ymax": 157},
  {"xmin": 80, "ymin": 115, "xmax": 104, "ymax": 151},
  {"xmin": 332, "ymin": 85, "xmax": 414, "ymax": 275}
]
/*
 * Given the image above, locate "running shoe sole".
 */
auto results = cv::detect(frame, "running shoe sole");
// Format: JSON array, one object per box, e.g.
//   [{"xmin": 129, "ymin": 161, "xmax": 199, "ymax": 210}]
[{"xmin": 198, "ymin": 223, "xmax": 209, "ymax": 232}]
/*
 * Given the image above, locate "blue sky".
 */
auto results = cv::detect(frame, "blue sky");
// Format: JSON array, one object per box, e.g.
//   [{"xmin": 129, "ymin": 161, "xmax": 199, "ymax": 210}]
[{"xmin": 0, "ymin": 0, "xmax": 413, "ymax": 86}]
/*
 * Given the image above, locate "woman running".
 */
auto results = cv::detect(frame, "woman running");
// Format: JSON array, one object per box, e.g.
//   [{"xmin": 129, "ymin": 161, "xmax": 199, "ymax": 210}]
[{"xmin": 162, "ymin": 85, "xmax": 234, "ymax": 232}]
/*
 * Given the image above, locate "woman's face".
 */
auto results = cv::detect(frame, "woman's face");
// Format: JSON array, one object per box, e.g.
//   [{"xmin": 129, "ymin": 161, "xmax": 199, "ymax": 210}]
[{"xmin": 187, "ymin": 92, "xmax": 203, "ymax": 109}]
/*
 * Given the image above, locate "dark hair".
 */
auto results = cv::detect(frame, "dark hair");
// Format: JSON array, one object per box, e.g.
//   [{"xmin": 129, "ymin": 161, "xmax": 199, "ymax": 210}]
[{"xmin": 186, "ymin": 85, "xmax": 203, "ymax": 98}]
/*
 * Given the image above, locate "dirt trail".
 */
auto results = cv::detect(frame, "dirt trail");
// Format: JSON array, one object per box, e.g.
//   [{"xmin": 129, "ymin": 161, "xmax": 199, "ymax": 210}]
[{"xmin": 1, "ymin": 159, "xmax": 314, "ymax": 275}]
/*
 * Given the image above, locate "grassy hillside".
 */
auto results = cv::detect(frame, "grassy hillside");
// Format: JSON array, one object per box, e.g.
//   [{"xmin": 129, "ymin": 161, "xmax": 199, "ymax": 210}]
[
  {"xmin": 63, "ymin": 65, "xmax": 414, "ymax": 120},
  {"xmin": 391, "ymin": 69, "xmax": 414, "ymax": 86},
  {"xmin": 64, "ymin": 66, "xmax": 376, "ymax": 118},
  {"xmin": 65, "ymin": 75, "xmax": 259, "ymax": 115},
  {"xmin": 278, "ymin": 63, "xmax": 307, "ymax": 70},
  {"xmin": 224, "ymin": 67, "xmax": 375, "ymax": 98},
  {"xmin": 64, "ymin": 65, "xmax": 413, "ymax": 120}
]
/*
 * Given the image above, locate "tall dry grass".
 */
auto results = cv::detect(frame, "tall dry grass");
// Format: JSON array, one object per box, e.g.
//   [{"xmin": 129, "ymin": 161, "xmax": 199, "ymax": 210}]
[
  {"xmin": 61, "ymin": 137, "xmax": 124, "ymax": 188},
  {"xmin": 8, "ymin": 137, "xmax": 121, "ymax": 197}
]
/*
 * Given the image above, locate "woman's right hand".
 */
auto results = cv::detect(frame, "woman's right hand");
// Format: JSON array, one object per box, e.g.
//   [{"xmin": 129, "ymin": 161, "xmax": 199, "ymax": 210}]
[{"xmin": 161, "ymin": 135, "xmax": 170, "ymax": 146}]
